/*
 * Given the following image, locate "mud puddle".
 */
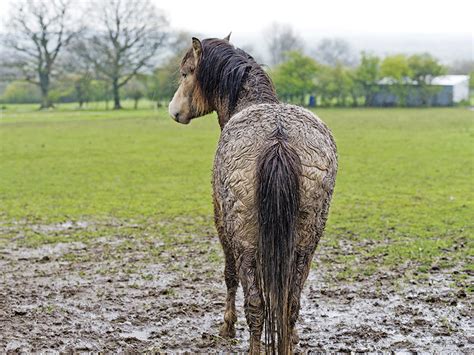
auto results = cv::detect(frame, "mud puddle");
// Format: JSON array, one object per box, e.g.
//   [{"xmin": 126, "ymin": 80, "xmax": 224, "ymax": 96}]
[{"xmin": 0, "ymin": 227, "xmax": 472, "ymax": 352}]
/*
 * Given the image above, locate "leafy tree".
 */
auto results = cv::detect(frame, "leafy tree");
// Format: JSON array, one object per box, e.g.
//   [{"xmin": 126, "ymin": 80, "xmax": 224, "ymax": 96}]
[
  {"xmin": 329, "ymin": 63, "xmax": 353, "ymax": 106},
  {"xmin": 89, "ymin": 80, "xmax": 112, "ymax": 108},
  {"xmin": 380, "ymin": 54, "xmax": 412, "ymax": 106},
  {"xmin": 148, "ymin": 54, "xmax": 181, "ymax": 105},
  {"xmin": 316, "ymin": 64, "xmax": 354, "ymax": 107},
  {"xmin": 1, "ymin": 81, "xmax": 41, "ymax": 103},
  {"xmin": 73, "ymin": 74, "xmax": 93, "ymax": 108},
  {"xmin": 381, "ymin": 54, "xmax": 412, "ymax": 81},
  {"xmin": 408, "ymin": 53, "xmax": 445, "ymax": 105},
  {"xmin": 48, "ymin": 78, "xmax": 76, "ymax": 103},
  {"xmin": 408, "ymin": 53, "xmax": 445, "ymax": 83},
  {"xmin": 59, "ymin": 46, "xmax": 95, "ymax": 108},
  {"xmin": 347, "ymin": 69, "xmax": 360, "ymax": 107},
  {"xmin": 124, "ymin": 77, "xmax": 147, "ymax": 109},
  {"xmin": 271, "ymin": 51, "xmax": 319, "ymax": 105},
  {"xmin": 354, "ymin": 52, "xmax": 381, "ymax": 106}
]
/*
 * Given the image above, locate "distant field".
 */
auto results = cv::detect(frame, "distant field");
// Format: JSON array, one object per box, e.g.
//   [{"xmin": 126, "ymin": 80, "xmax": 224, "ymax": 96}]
[{"xmin": 0, "ymin": 105, "xmax": 472, "ymax": 282}]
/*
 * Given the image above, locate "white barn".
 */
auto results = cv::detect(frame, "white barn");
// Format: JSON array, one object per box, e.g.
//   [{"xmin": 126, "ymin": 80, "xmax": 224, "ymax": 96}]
[
  {"xmin": 430, "ymin": 75, "xmax": 470, "ymax": 103},
  {"xmin": 373, "ymin": 74, "xmax": 471, "ymax": 106}
]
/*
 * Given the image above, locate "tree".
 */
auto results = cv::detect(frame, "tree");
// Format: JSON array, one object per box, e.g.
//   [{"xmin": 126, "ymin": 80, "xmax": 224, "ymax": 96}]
[
  {"xmin": 148, "ymin": 54, "xmax": 181, "ymax": 105},
  {"xmin": 313, "ymin": 38, "xmax": 356, "ymax": 67},
  {"xmin": 271, "ymin": 51, "xmax": 319, "ymax": 105},
  {"xmin": 448, "ymin": 60, "xmax": 474, "ymax": 90},
  {"xmin": 239, "ymin": 44, "xmax": 264, "ymax": 65},
  {"xmin": 74, "ymin": 0, "xmax": 168, "ymax": 109},
  {"xmin": 380, "ymin": 54, "xmax": 412, "ymax": 106},
  {"xmin": 124, "ymin": 77, "xmax": 146, "ymax": 109},
  {"xmin": 60, "ymin": 48, "xmax": 94, "ymax": 108},
  {"xmin": 408, "ymin": 53, "xmax": 445, "ymax": 105},
  {"xmin": 1, "ymin": 81, "xmax": 41, "ymax": 103},
  {"xmin": 448, "ymin": 60, "xmax": 474, "ymax": 75},
  {"xmin": 168, "ymin": 30, "xmax": 195, "ymax": 57},
  {"xmin": 331, "ymin": 63, "xmax": 354, "ymax": 106},
  {"xmin": 354, "ymin": 52, "xmax": 381, "ymax": 106},
  {"xmin": 89, "ymin": 80, "xmax": 112, "ymax": 109},
  {"xmin": 264, "ymin": 23, "xmax": 304, "ymax": 66},
  {"xmin": 316, "ymin": 64, "xmax": 353, "ymax": 107},
  {"xmin": 71, "ymin": 74, "xmax": 93, "ymax": 108},
  {"xmin": 408, "ymin": 54, "xmax": 445, "ymax": 84},
  {"xmin": 4, "ymin": 0, "xmax": 77, "ymax": 109}
]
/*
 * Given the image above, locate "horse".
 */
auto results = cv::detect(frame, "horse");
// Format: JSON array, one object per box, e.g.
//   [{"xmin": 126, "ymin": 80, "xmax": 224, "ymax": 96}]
[{"xmin": 169, "ymin": 34, "xmax": 338, "ymax": 354}]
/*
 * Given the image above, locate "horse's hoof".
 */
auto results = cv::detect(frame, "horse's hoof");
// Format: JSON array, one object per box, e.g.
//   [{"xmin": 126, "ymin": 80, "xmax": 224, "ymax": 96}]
[
  {"xmin": 219, "ymin": 322, "xmax": 236, "ymax": 338},
  {"xmin": 292, "ymin": 328, "xmax": 300, "ymax": 344}
]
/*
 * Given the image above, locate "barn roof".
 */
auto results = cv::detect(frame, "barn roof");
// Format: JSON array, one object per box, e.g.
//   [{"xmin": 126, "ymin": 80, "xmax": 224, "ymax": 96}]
[
  {"xmin": 431, "ymin": 75, "xmax": 469, "ymax": 86},
  {"xmin": 378, "ymin": 75, "xmax": 470, "ymax": 86}
]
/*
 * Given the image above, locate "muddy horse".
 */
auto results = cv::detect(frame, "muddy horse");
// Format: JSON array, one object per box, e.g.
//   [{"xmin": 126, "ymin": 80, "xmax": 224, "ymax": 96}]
[{"xmin": 169, "ymin": 34, "xmax": 337, "ymax": 354}]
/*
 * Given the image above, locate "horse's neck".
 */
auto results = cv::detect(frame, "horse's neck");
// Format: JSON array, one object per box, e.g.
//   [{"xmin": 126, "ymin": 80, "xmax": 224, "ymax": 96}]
[{"xmin": 216, "ymin": 70, "xmax": 278, "ymax": 129}]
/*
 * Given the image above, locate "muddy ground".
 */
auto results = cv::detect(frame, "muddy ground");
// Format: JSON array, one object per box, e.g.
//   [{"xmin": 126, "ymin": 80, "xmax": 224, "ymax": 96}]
[{"xmin": 0, "ymin": 221, "xmax": 472, "ymax": 353}]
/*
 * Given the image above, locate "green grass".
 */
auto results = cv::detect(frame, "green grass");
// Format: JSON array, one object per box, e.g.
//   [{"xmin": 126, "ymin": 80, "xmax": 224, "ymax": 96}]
[{"xmin": 0, "ymin": 105, "xmax": 473, "ymax": 279}]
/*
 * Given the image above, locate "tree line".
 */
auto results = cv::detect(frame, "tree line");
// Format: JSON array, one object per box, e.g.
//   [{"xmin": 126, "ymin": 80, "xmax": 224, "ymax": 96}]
[
  {"xmin": 1, "ymin": 0, "xmax": 169, "ymax": 109},
  {"xmin": 1, "ymin": 3, "xmax": 472, "ymax": 109},
  {"xmin": 271, "ymin": 51, "xmax": 458, "ymax": 107}
]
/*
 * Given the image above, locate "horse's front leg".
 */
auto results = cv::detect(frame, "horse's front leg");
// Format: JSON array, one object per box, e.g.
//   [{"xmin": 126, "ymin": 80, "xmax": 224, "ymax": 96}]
[
  {"xmin": 219, "ymin": 242, "xmax": 239, "ymax": 338},
  {"xmin": 214, "ymin": 196, "xmax": 239, "ymax": 338}
]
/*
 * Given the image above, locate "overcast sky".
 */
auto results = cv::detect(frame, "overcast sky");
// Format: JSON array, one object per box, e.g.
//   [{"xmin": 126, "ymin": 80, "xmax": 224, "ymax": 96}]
[
  {"xmin": 161, "ymin": 0, "xmax": 473, "ymax": 36},
  {"xmin": 1, "ymin": 0, "xmax": 472, "ymax": 61},
  {"xmin": 1, "ymin": 0, "xmax": 473, "ymax": 35}
]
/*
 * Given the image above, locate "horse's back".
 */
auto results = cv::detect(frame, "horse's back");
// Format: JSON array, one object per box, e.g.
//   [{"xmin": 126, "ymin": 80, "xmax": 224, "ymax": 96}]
[{"xmin": 213, "ymin": 103, "xmax": 337, "ymax": 248}]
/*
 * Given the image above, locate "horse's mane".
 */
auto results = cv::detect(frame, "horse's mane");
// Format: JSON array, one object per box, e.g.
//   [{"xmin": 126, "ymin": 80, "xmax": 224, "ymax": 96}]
[{"xmin": 187, "ymin": 38, "xmax": 276, "ymax": 113}]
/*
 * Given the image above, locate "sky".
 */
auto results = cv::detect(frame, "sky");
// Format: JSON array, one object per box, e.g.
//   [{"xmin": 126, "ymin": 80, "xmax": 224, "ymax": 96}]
[
  {"xmin": 161, "ymin": 0, "xmax": 473, "ymax": 62},
  {"xmin": 1, "ymin": 0, "xmax": 472, "ymax": 35},
  {"xmin": 161, "ymin": 0, "xmax": 473, "ymax": 36},
  {"xmin": 1, "ymin": 0, "xmax": 472, "ymax": 62}
]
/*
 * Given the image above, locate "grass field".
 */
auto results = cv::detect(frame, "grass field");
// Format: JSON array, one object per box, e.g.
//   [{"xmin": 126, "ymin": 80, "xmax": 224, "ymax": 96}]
[{"xmin": 0, "ymin": 105, "xmax": 473, "ymax": 285}]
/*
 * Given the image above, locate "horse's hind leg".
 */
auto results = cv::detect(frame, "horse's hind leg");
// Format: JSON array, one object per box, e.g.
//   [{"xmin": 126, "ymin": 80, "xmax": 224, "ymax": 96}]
[
  {"xmin": 219, "ymin": 242, "xmax": 238, "ymax": 338},
  {"xmin": 239, "ymin": 250, "xmax": 264, "ymax": 354},
  {"xmin": 290, "ymin": 250, "xmax": 313, "ymax": 344}
]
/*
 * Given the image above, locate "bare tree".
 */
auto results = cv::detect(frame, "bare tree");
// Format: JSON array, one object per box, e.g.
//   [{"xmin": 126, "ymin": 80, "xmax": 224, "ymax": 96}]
[
  {"xmin": 168, "ymin": 30, "xmax": 195, "ymax": 57},
  {"xmin": 313, "ymin": 38, "xmax": 357, "ymax": 67},
  {"xmin": 4, "ymin": 0, "xmax": 77, "ymax": 109},
  {"xmin": 448, "ymin": 60, "xmax": 474, "ymax": 74},
  {"xmin": 263, "ymin": 23, "xmax": 304, "ymax": 66},
  {"xmin": 74, "ymin": 0, "xmax": 168, "ymax": 109}
]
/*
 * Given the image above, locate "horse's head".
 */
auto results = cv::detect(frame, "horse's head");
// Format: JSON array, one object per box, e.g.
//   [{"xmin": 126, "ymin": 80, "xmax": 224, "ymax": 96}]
[{"xmin": 168, "ymin": 34, "xmax": 231, "ymax": 124}]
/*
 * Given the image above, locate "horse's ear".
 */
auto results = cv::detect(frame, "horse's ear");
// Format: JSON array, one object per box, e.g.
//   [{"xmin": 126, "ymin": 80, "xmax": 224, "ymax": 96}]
[
  {"xmin": 192, "ymin": 37, "xmax": 202, "ymax": 61},
  {"xmin": 223, "ymin": 32, "xmax": 232, "ymax": 42}
]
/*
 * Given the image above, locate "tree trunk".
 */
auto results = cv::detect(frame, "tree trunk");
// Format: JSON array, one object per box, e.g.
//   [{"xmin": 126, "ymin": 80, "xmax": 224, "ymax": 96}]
[
  {"xmin": 351, "ymin": 93, "xmax": 358, "ymax": 107},
  {"xmin": 134, "ymin": 98, "xmax": 139, "ymax": 109},
  {"xmin": 113, "ymin": 79, "xmax": 122, "ymax": 110},
  {"xmin": 39, "ymin": 74, "xmax": 53, "ymax": 109}
]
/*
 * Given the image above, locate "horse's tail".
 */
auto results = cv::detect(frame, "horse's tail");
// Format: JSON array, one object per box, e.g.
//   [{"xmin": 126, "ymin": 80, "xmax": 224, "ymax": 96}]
[{"xmin": 256, "ymin": 126, "xmax": 301, "ymax": 354}]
